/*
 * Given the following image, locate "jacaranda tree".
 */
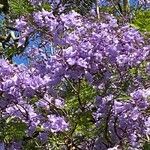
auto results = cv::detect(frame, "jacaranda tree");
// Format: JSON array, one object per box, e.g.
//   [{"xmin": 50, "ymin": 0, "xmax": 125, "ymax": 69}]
[{"xmin": 0, "ymin": 0, "xmax": 150, "ymax": 149}]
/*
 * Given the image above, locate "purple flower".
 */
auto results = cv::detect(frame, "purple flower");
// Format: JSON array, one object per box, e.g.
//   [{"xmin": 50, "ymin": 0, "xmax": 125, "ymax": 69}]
[
  {"xmin": 77, "ymin": 58, "xmax": 88, "ymax": 68},
  {"xmin": 108, "ymin": 145, "xmax": 120, "ymax": 150},
  {"xmin": 55, "ymin": 98, "xmax": 64, "ymax": 108},
  {"xmin": 66, "ymin": 57, "xmax": 76, "ymax": 66},
  {"xmin": 130, "ymin": 107, "xmax": 140, "ymax": 121},
  {"xmin": 15, "ymin": 17, "xmax": 27, "ymax": 31},
  {"xmin": 38, "ymin": 132, "xmax": 48, "ymax": 142},
  {"xmin": 48, "ymin": 115, "xmax": 68, "ymax": 132}
]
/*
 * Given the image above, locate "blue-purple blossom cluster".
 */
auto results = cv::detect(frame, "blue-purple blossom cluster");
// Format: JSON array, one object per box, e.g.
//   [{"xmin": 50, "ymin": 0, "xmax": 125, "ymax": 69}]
[
  {"xmin": 0, "ymin": 59, "xmax": 68, "ymax": 147},
  {"xmin": 94, "ymin": 89, "xmax": 150, "ymax": 149},
  {"xmin": 29, "ymin": 0, "xmax": 50, "ymax": 5},
  {"xmin": 16, "ymin": 10, "xmax": 149, "ymax": 68},
  {"xmin": 2, "ymin": 8, "xmax": 150, "ymax": 149}
]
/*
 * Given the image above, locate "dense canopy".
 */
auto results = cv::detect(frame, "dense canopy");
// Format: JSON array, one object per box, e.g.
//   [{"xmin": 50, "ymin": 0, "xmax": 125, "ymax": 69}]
[{"xmin": 0, "ymin": 0, "xmax": 150, "ymax": 149}]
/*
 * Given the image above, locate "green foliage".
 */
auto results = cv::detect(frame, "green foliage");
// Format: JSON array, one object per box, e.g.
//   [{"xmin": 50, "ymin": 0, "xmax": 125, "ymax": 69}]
[
  {"xmin": 9, "ymin": 0, "xmax": 95, "ymax": 16},
  {"xmin": 0, "ymin": 118, "xmax": 27, "ymax": 142},
  {"xmin": 9, "ymin": 0, "xmax": 34, "ymax": 18},
  {"xmin": 132, "ymin": 10, "xmax": 150, "ymax": 32},
  {"xmin": 5, "ymin": 46, "xmax": 18, "ymax": 60},
  {"xmin": 144, "ymin": 142, "xmax": 150, "ymax": 150},
  {"xmin": 75, "ymin": 111, "xmax": 95, "ymax": 138},
  {"xmin": 23, "ymin": 139, "xmax": 43, "ymax": 150},
  {"xmin": 64, "ymin": 80, "xmax": 96, "ymax": 140},
  {"xmin": 65, "ymin": 80, "xmax": 96, "ymax": 112},
  {"xmin": 99, "ymin": 6, "xmax": 115, "ymax": 14},
  {"xmin": 41, "ymin": 2, "xmax": 51, "ymax": 11},
  {"xmin": 63, "ymin": 0, "xmax": 95, "ymax": 15},
  {"xmin": 0, "ymin": 0, "xmax": 9, "ymax": 14}
]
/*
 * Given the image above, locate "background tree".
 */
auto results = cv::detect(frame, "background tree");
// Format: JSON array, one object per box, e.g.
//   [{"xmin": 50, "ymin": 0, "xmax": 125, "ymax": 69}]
[{"xmin": 0, "ymin": 2, "xmax": 149, "ymax": 149}]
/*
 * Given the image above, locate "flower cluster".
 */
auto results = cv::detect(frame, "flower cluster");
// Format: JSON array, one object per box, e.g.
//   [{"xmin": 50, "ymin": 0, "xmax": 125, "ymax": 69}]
[
  {"xmin": 0, "ymin": 59, "xmax": 68, "ymax": 148},
  {"xmin": 2, "ymin": 7, "xmax": 150, "ymax": 149},
  {"xmin": 94, "ymin": 89, "xmax": 150, "ymax": 149}
]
